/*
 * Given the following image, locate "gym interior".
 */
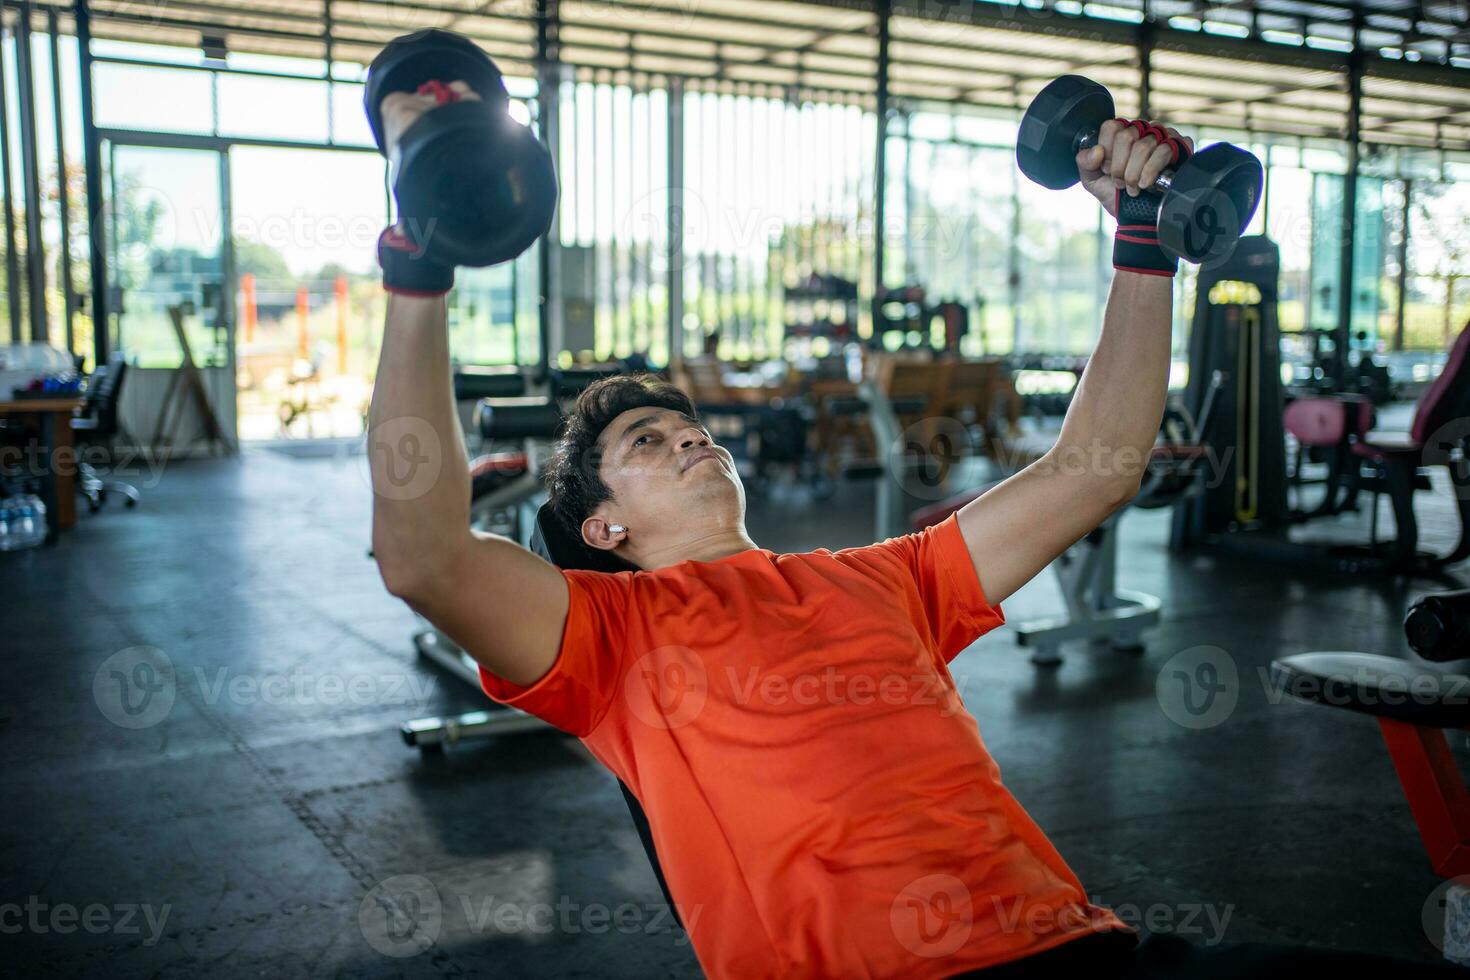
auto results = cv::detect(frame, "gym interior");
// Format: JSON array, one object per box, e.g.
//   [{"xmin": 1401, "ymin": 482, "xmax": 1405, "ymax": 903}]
[{"xmin": 3, "ymin": 0, "xmax": 1470, "ymax": 977}]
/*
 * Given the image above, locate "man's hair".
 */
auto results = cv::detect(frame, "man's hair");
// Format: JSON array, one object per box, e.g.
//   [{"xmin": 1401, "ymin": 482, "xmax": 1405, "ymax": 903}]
[{"xmin": 544, "ymin": 373, "xmax": 698, "ymax": 541}]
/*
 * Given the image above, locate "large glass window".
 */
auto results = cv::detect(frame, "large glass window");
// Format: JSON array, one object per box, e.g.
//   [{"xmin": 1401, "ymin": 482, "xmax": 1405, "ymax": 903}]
[
  {"xmin": 95, "ymin": 63, "xmax": 213, "ymax": 133},
  {"xmin": 228, "ymin": 146, "xmax": 388, "ymax": 440},
  {"xmin": 218, "ymin": 74, "xmax": 331, "ymax": 142},
  {"xmin": 104, "ymin": 144, "xmax": 229, "ymax": 369}
]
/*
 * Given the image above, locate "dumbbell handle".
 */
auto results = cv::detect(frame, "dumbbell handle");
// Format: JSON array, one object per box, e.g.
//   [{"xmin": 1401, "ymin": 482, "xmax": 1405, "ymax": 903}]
[{"xmin": 1075, "ymin": 130, "xmax": 1175, "ymax": 194}]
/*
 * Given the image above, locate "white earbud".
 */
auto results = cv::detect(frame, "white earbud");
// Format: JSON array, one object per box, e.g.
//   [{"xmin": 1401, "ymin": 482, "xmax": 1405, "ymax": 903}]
[{"xmin": 609, "ymin": 524, "xmax": 626, "ymax": 534}]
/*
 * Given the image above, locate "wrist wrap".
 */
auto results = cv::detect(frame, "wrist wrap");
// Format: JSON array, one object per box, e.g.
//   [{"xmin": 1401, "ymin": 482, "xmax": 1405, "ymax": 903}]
[
  {"xmin": 1109, "ymin": 118, "xmax": 1192, "ymax": 278},
  {"xmin": 378, "ymin": 226, "xmax": 454, "ymax": 296}
]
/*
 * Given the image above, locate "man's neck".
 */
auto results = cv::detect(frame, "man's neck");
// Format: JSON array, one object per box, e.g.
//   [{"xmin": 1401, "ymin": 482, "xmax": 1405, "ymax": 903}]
[{"xmin": 635, "ymin": 528, "xmax": 760, "ymax": 570}]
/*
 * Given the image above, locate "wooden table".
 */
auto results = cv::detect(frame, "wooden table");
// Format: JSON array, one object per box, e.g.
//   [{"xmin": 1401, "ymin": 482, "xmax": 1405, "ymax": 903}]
[{"xmin": 0, "ymin": 396, "xmax": 85, "ymax": 541}]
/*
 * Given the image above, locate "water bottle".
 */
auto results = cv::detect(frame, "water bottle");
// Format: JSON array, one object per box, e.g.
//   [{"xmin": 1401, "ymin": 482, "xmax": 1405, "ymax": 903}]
[
  {"xmin": 0, "ymin": 494, "xmax": 45, "ymax": 551},
  {"xmin": 24, "ymin": 495, "xmax": 46, "ymax": 548},
  {"xmin": 18, "ymin": 499, "xmax": 37, "ymax": 548}
]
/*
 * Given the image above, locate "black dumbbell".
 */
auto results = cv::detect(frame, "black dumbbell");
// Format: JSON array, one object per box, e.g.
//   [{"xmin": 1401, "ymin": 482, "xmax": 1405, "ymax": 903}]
[
  {"xmin": 1016, "ymin": 74, "xmax": 1263, "ymax": 266},
  {"xmin": 365, "ymin": 29, "xmax": 557, "ymax": 268},
  {"xmin": 1405, "ymin": 589, "xmax": 1470, "ymax": 662}
]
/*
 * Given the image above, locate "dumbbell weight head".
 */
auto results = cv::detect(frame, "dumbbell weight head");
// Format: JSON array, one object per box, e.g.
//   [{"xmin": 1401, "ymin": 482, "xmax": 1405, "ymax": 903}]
[
  {"xmin": 1405, "ymin": 590, "xmax": 1470, "ymax": 663},
  {"xmin": 365, "ymin": 29, "xmax": 511, "ymax": 151},
  {"xmin": 1018, "ymin": 74, "xmax": 1264, "ymax": 265},
  {"xmin": 1015, "ymin": 74, "xmax": 1116, "ymax": 190},
  {"xmin": 365, "ymin": 29, "xmax": 557, "ymax": 268},
  {"xmin": 1155, "ymin": 143, "xmax": 1263, "ymax": 266}
]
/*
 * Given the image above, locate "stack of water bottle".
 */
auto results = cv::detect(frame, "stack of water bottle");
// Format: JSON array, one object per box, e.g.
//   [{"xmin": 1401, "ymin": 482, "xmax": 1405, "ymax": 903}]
[{"xmin": 0, "ymin": 493, "xmax": 47, "ymax": 551}]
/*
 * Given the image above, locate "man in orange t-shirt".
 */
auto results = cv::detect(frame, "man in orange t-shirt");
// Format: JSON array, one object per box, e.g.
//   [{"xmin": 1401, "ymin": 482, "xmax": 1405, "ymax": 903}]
[{"xmin": 368, "ymin": 88, "xmax": 1458, "ymax": 978}]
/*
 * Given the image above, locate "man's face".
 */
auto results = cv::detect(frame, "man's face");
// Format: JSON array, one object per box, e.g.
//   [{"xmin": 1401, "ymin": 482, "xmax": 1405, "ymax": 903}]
[{"xmin": 586, "ymin": 407, "xmax": 745, "ymax": 553}]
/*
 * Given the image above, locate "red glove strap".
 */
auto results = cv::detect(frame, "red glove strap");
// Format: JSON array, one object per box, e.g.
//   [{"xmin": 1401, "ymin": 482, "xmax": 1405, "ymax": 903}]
[
  {"xmin": 416, "ymin": 80, "xmax": 463, "ymax": 106},
  {"xmin": 1113, "ymin": 117, "xmax": 1191, "ymax": 167},
  {"xmin": 378, "ymin": 226, "xmax": 454, "ymax": 297}
]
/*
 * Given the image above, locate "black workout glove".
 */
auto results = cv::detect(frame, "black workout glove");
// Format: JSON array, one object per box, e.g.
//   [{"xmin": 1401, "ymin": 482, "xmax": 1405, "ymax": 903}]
[
  {"xmin": 378, "ymin": 225, "xmax": 454, "ymax": 297},
  {"xmin": 1110, "ymin": 118, "xmax": 1191, "ymax": 279},
  {"xmin": 378, "ymin": 80, "xmax": 464, "ymax": 298}
]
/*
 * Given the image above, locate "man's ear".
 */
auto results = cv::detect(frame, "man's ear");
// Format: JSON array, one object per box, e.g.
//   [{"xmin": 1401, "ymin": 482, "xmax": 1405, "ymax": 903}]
[{"xmin": 581, "ymin": 514, "xmax": 627, "ymax": 553}]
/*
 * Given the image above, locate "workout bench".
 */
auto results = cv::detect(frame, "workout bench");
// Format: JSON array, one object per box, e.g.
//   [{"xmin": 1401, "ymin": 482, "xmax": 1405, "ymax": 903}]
[{"xmin": 1272, "ymin": 612, "xmax": 1470, "ymax": 967}]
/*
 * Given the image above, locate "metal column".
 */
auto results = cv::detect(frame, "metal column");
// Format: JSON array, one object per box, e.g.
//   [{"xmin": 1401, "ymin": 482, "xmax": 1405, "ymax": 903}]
[
  {"xmin": 872, "ymin": 0, "xmax": 890, "ymax": 294},
  {"xmin": 1334, "ymin": 39, "xmax": 1364, "ymax": 385},
  {"xmin": 323, "ymin": 0, "xmax": 336, "ymax": 143},
  {"xmin": 47, "ymin": 6, "xmax": 74, "ymax": 352},
  {"xmin": 15, "ymin": 1, "xmax": 47, "ymax": 343},
  {"xmin": 1008, "ymin": 137, "xmax": 1021, "ymax": 350},
  {"xmin": 1395, "ymin": 178, "xmax": 1412, "ymax": 352},
  {"xmin": 0, "ymin": 18, "xmax": 20, "ymax": 342},
  {"xmin": 77, "ymin": 0, "xmax": 108, "ymax": 365},
  {"xmin": 666, "ymin": 76, "xmax": 684, "ymax": 366},
  {"xmin": 535, "ymin": 0, "xmax": 559, "ymax": 378},
  {"xmin": 1138, "ymin": 19, "xmax": 1154, "ymax": 120}
]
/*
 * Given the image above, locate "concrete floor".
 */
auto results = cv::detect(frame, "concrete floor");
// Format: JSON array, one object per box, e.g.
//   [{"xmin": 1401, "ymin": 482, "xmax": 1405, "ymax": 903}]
[{"xmin": 3, "ymin": 440, "xmax": 1469, "ymax": 978}]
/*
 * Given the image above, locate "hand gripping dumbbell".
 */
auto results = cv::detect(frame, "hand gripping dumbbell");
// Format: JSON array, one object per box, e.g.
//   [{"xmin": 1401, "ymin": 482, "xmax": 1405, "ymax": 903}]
[
  {"xmin": 365, "ymin": 29, "xmax": 558, "ymax": 268},
  {"xmin": 1016, "ymin": 75, "xmax": 1263, "ymax": 266}
]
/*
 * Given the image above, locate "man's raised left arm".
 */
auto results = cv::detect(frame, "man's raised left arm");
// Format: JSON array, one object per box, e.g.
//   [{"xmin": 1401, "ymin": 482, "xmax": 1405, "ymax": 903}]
[{"xmin": 955, "ymin": 119, "xmax": 1194, "ymax": 606}]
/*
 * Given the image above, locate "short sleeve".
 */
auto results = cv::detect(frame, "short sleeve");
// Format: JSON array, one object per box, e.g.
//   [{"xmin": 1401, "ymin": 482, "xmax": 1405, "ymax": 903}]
[
  {"xmin": 853, "ymin": 513, "xmax": 1005, "ymax": 662},
  {"xmin": 478, "ymin": 568, "xmax": 633, "ymax": 736}
]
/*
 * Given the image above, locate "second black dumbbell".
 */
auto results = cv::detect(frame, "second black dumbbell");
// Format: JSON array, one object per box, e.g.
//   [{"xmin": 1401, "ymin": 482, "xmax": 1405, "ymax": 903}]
[
  {"xmin": 1016, "ymin": 74, "xmax": 1263, "ymax": 266},
  {"xmin": 365, "ymin": 29, "xmax": 558, "ymax": 268}
]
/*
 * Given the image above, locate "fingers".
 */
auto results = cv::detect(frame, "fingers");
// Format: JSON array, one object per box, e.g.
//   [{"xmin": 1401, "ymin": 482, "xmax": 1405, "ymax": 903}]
[
  {"xmin": 1122, "ymin": 130, "xmax": 1168, "ymax": 193},
  {"xmin": 1108, "ymin": 122, "xmax": 1140, "ymax": 191},
  {"xmin": 446, "ymin": 80, "xmax": 481, "ymax": 102},
  {"xmin": 1076, "ymin": 144, "xmax": 1106, "ymax": 175},
  {"xmin": 1078, "ymin": 119, "xmax": 1120, "ymax": 176},
  {"xmin": 1136, "ymin": 140, "xmax": 1176, "ymax": 192},
  {"xmin": 1108, "ymin": 120, "xmax": 1190, "ymax": 196},
  {"xmin": 382, "ymin": 81, "xmax": 483, "ymax": 150}
]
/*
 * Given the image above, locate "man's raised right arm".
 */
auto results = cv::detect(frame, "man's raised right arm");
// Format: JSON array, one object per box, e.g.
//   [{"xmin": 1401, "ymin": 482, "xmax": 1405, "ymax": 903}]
[{"xmin": 368, "ymin": 290, "xmax": 568, "ymax": 687}]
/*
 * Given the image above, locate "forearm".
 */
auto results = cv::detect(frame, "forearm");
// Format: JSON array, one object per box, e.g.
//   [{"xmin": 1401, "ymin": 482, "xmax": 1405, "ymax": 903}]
[
  {"xmin": 369, "ymin": 293, "xmax": 470, "ymax": 584},
  {"xmin": 1049, "ymin": 270, "xmax": 1174, "ymax": 495}
]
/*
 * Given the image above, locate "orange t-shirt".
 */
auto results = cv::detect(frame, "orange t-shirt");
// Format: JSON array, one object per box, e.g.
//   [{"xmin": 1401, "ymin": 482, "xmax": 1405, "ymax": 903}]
[{"xmin": 480, "ymin": 514, "xmax": 1131, "ymax": 978}]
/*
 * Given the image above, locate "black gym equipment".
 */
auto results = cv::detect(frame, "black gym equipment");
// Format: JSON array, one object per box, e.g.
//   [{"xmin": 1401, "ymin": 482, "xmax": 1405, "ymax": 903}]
[
  {"xmin": 365, "ymin": 29, "xmax": 557, "ymax": 268},
  {"xmin": 1171, "ymin": 237, "xmax": 1470, "ymax": 574},
  {"xmin": 1406, "ymin": 589, "xmax": 1470, "ymax": 663},
  {"xmin": 1016, "ymin": 74, "xmax": 1264, "ymax": 266},
  {"xmin": 1172, "ymin": 236, "xmax": 1290, "ymax": 547}
]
